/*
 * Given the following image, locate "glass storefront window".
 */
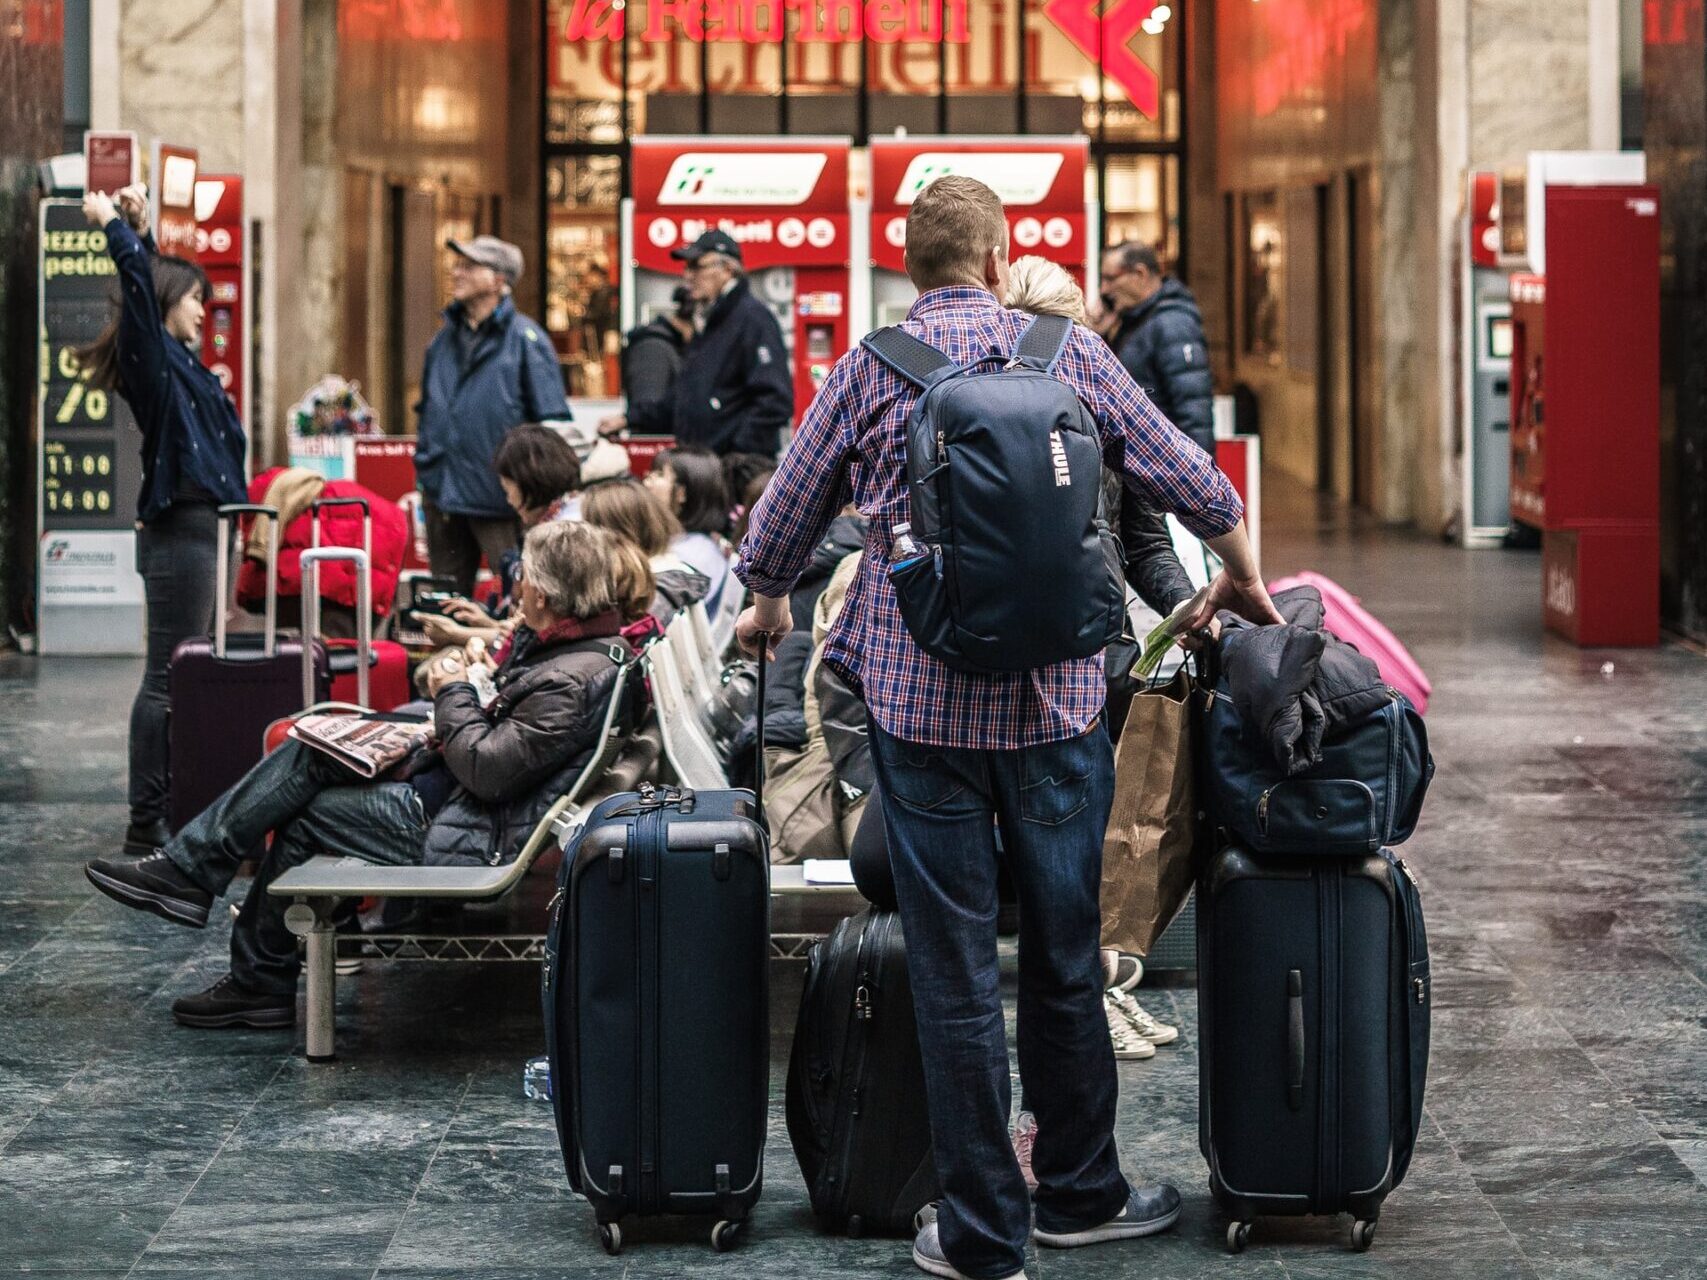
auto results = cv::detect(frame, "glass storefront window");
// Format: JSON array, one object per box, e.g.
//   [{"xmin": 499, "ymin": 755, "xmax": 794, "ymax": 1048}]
[
  {"xmin": 545, "ymin": 0, "xmax": 624, "ymax": 143},
  {"xmin": 1102, "ymin": 154, "xmax": 1179, "ymax": 266},
  {"xmin": 545, "ymin": 154, "xmax": 622, "ymax": 397},
  {"xmin": 946, "ymin": 0, "xmax": 1020, "ymax": 134},
  {"xmin": 629, "ymin": 0, "xmax": 706, "ymax": 134},
  {"xmin": 1243, "ymin": 191, "xmax": 1283, "ymax": 364}
]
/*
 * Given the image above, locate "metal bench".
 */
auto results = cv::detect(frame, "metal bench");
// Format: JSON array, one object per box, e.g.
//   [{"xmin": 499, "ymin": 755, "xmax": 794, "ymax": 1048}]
[{"xmin": 271, "ymin": 659, "xmax": 641, "ymax": 1060}]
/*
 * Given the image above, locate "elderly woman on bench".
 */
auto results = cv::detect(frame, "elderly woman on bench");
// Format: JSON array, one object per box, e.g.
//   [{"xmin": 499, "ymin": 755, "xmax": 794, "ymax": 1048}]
[{"xmin": 84, "ymin": 520, "xmax": 639, "ymax": 1030}]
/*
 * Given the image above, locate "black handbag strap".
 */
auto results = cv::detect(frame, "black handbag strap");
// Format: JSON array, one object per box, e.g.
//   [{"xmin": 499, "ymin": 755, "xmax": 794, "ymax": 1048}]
[
  {"xmin": 861, "ymin": 326, "xmax": 958, "ymax": 389},
  {"xmin": 1011, "ymin": 313, "xmax": 1074, "ymax": 372}
]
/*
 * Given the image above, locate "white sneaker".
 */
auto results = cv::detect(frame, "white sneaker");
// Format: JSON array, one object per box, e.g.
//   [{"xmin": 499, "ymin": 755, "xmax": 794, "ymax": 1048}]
[
  {"xmin": 1108, "ymin": 988, "xmax": 1179, "ymax": 1045},
  {"xmin": 1104, "ymin": 991, "xmax": 1156, "ymax": 1059}
]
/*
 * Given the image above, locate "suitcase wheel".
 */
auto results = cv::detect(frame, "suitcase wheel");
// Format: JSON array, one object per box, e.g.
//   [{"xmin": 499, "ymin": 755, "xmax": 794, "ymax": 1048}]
[
  {"xmin": 1226, "ymin": 1221, "xmax": 1252, "ymax": 1254},
  {"xmin": 711, "ymin": 1219, "xmax": 744, "ymax": 1252},
  {"xmin": 597, "ymin": 1222, "xmax": 622, "ymax": 1256},
  {"xmin": 1351, "ymin": 1219, "xmax": 1377, "ymax": 1252}
]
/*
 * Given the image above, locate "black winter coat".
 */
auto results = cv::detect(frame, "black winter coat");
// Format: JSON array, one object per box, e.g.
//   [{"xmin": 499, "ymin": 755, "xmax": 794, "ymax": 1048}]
[
  {"xmin": 423, "ymin": 626, "xmax": 631, "ymax": 866},
  {"xmin": 622, "ymin": 316, "xmax": 685, "ymax": 435},
  {"xmin": 1109, "ymin": 277, "xmax": 1215, "ymax": 451},
  {"xmin": 1217, "ymin": 586, "xmax": 1390, "ymax": 775},
  {"xmin": 673, "ymin": 278, "xmax": 794, "ymax": 457}
]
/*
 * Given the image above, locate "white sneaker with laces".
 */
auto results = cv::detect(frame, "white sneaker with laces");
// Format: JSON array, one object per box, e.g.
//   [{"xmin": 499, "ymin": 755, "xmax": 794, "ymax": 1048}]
[
  {"xmin": 1104, "ymin": 991, "xmax": 1156, "ymax": 1059},
  {"xmin": 1108, "ymin": 988, "xmax": 1179, "ymax": 1045}
]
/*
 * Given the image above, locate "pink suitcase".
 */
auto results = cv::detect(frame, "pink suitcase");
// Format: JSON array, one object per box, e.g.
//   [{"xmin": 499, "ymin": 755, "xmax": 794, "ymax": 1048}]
[{"xmin": 1268, "ymin": 571, "xmax": 1432, "ymax": 714}]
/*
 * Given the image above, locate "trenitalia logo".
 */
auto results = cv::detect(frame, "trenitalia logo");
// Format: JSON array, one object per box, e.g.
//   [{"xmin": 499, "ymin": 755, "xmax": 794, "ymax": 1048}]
[
  {"xmin": 658, "ymin": 152, "xmax": 830, "ymax": 205},
  {"xmin": 895, "ymin": 153, "xmax": 1065, "ymax": 206}
]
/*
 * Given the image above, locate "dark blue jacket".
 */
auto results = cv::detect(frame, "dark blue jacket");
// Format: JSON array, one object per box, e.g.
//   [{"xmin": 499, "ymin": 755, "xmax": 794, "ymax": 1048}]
[
  {"xmin": 415, "ymin": 298, "xmax": 571, "ymax": 518},
  {"xmin": 1109, "ymin": 277, "xmax": 1215, "ymax": 452},
  {"xmin": 672, "ymin": 278, "xmax": 793, "ymax": 458},
  {"xmin": 106, "ymin": 219, "xmax": 248, "ymax": 522}
]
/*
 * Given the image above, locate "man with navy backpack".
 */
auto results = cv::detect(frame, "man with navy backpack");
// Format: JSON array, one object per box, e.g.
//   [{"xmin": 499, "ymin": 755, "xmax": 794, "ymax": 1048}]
[{"xmin": 735, "ymin": 176, "xmax": 1282, "ymax": 1280}]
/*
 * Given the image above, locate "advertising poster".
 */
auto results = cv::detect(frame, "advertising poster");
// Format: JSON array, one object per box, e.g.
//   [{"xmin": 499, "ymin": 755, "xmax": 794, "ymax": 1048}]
[{"xmin": 151, "ymin": 142, "xmax": 200, "ymax": 259}]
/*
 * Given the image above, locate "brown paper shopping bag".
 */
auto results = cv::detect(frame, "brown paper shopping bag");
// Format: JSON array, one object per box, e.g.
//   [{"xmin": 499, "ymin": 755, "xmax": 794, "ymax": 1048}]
[{"xmin": 1101, "ymin": 666, "xmax": 1199, "ymax": 957}]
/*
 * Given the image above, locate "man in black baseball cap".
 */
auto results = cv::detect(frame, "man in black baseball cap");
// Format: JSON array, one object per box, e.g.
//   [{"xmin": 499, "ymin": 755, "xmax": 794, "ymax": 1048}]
[{"xmin": 668, "ymin": 227, "xmax": 793, "ymax": 458}]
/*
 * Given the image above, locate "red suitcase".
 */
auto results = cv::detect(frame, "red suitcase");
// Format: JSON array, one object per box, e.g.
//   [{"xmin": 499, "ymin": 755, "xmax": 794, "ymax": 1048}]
[
  {"xmin": 168, "ymin": 504, "xmax": 330, "ymax": 835},
  {"xmin": 307, "ymin": 497, "xmax": 412, "ymax": 711}
]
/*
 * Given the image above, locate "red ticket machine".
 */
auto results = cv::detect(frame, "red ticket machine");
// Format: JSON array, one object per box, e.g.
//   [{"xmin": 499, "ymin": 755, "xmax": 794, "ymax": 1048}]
[
  {"xmin": 1509, "ymin": 185, "xmax": 1661, "ymax": 646},
  {"xmin": 194, "ymin": 176, "xmax": 246, "ymax": 432},
  {"xmin": 625, "ymin": 137, "xmax": 855, "ymax": 427},
  {"xmin": 868, "ymin": 136, "xmax": 1092, "ymax": 327}
]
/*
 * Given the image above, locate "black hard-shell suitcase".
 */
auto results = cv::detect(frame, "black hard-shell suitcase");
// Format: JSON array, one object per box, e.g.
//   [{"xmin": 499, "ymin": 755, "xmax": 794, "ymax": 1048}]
[
  {"xmin": 1197, "ymin": 845, "xmax": 1430, "ymax": 1255},
  {"xmin": 786, "ymin": 908, "xmax": 938, "ymax": 1236},
  {"xmin": 168, "ymin": 504, "xmax": 329, "ymax": 835},
  {"xmin": 543, "ymin": 782, "xmax": 770, "ymax": 1255}
]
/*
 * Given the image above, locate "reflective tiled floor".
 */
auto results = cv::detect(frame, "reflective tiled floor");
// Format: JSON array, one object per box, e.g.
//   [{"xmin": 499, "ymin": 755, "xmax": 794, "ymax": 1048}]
[{"xmin": 1, "ymin": 479, "xmax": 1703, "ymax": 1278}]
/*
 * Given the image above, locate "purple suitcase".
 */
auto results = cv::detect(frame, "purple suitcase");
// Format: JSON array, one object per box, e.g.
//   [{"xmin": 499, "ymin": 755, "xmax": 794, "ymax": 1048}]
[{"xmin": 167, "ymin": 503, "xmax": 330, "ymax": 835}]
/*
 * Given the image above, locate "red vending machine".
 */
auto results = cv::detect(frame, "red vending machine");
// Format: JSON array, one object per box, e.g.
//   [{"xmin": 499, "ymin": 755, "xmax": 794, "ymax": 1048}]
[
  {"xmin": 194, "ymin": 176, "xmax": 247, "ymax": 433},
  {"xmin": 1508, "ymin": 184, "xmax": 1661, "ymax": 646},
  {"xmin": 868, "ymin": 136, "xmax": 1092, "ymax": 327},
  {"xmin": 625, "ymin": 137, "xmax": 855, "ymax": 430}
]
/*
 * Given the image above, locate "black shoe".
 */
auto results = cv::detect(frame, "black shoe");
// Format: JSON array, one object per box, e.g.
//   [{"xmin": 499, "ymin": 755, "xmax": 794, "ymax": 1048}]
[
  {"xmin": 123, "ymin": 817, "xmax": 171, "ymax": 858},
  {"xmin": 85, "ymin": 851, "xmax": 213, "ymax": 928},
  {"xmin": 172, "ymin": 974, "xmax": 295, "ymax": 1029}
]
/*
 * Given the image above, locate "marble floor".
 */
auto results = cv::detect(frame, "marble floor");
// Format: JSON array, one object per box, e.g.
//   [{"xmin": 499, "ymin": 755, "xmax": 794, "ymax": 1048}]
[{"xmin": 2, "ymin": 482, "xmax": 1704, "ymax": 1279}]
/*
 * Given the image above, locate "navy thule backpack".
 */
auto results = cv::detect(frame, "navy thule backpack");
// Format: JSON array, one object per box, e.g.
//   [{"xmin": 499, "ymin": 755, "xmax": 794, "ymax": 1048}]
[{"xmin": 862, "ymin": 314, "xmax": 1126, "ymax": 674}]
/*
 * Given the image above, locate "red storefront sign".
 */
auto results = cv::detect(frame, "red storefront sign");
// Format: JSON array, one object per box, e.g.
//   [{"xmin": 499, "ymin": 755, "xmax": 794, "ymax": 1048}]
[
  {"xmin": 868, "ymin": 136, "xmax": 1089, "ymax": 277},
  {"xmin": 194, "ymin": 176, "xmax": 245, "ymax": 414}
]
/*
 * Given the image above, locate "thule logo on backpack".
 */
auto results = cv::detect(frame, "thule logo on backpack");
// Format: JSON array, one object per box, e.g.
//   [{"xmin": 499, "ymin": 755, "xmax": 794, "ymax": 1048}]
[{"xmin": 1049, "ymin": 430, "xmax": 1072, "ymax": 487}]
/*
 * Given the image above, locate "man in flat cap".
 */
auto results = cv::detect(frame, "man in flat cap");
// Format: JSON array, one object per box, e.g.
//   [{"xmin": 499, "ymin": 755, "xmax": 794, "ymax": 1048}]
[
  {"xmin": 415, "ymin": 235, "xmax": 572, "ymax": 594},
  {"xmin": 670, "ymin": 229, "xmax": 794, "ymax": 459}
]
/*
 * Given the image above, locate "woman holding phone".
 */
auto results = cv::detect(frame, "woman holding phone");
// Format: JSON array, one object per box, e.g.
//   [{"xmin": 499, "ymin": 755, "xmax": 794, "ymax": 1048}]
[{"xmin": 79, "ymin": 184, "xmax": 248, "ymax": 857}]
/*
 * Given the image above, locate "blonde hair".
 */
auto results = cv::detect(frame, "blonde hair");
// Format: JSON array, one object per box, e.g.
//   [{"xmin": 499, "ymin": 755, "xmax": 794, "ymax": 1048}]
[
  {"xmin": 606, "ymin": 536, "xmax": 657, "ymax": 622},
  {"xmin": 521, "ymin": 520, "xmax": 619, "ymax": 620},
  {"xmin": 905, "ymin": 176, "xmax": 1008, "ymax": 290},
  {"xmin": 1005, "ymin": 256, "xmax": 1086, "ymax": 323},
  {"xmin": 582, "ymin": 477, "xmax": 681, "ymax": 558}
]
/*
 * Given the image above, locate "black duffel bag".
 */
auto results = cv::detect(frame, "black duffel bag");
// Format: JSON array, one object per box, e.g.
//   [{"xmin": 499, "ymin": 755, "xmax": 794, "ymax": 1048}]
[{"xmin": 1200, "ymin": 673, "xmax": 1433, "ymax": 857}]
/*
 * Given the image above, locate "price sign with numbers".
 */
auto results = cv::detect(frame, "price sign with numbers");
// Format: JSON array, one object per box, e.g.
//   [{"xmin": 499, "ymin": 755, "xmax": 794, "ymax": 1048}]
[{"xmin": 38, "ymin": 200, "xmax": 142, "ymax": 532}]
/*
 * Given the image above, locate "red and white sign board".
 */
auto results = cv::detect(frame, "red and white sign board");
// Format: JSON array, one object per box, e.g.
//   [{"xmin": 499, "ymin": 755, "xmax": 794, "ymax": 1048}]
[
  {"xmin": 868, "ymin": 136, "xmax": 1090, "ymax": 279},
  {"xmin": 630, "ymin": 137, "xmax": 852, "ymax": 274},
  {"xmin": 194, "ymin": 176, "xmax": 246, "ymax": 430}
]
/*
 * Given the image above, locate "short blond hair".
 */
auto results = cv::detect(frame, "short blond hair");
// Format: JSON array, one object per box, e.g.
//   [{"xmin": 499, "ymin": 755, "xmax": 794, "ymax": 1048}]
[
  {"xmin": 905, "ymin": 176, "xmax": 1008, "ymax": 290},
  {"xmin": 1005, "ymin": 256, "xmax": 1087, "ymax": 323},
  {"xmin": 521, "ymin": 520, "xmax": 619, "ymax": 620}
]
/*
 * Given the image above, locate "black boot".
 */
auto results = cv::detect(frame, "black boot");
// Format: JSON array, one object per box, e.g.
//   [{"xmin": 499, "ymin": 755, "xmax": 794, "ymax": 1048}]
[
  {"xmin": 123, "ymin": 816, "xmax": 171, "ymax": 857},
  {"xmin": 172, "ymin": 974, "xmax": 295, "ymax": 1029},
  {"xmin": 85, "ymin": 851, "xmax": 213, "ymax": 928}
]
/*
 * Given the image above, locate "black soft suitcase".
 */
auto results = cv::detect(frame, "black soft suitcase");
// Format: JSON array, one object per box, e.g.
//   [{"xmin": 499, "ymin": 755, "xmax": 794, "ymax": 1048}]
[
  {"xmin": 543, "ymin": 782, "xmax": 770, "ymax": 1255},
  {"xmin": 786, "ymin": 908, "xmax": 938, "ymax": 1236},
  {"xmin": 1197, "ymin": 845, "xmax": 1430, "ymax": 1255},
  {"xmin": 168, "ymin": 504, "xmax": 329, "ymax": 835}
]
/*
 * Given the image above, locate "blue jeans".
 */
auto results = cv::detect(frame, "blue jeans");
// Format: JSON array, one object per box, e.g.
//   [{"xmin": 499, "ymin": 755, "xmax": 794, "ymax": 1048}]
[
  {"xmin": 164, "ymin": 739, "xmax": 428, "ymax": 994},
  {"xmin": 870, "ymin": 721, "xmax": 1129, "ymax": 1280}
]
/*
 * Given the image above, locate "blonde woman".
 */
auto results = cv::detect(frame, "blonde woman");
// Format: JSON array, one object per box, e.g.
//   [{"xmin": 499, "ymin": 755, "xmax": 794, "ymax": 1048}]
[{"xmin": 1000, "ymin": 255, "xmax": 1190, "ymax": 1179}]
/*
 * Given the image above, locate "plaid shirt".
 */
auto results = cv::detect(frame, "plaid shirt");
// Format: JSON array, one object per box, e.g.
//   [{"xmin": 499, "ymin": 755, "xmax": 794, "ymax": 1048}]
[{"xmin": 736, "ymin": 287, "xmax": 1244, "ymax": 749}]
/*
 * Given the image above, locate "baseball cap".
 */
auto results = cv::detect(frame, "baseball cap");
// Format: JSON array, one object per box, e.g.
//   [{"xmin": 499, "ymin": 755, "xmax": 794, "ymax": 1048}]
[
  {"xmin": 670, "ymin": 229, "xmax": 743, "ymax": 265},
  {"xmin": 447, "ymin": 235, "xmax": 523, "ymax": 283}
]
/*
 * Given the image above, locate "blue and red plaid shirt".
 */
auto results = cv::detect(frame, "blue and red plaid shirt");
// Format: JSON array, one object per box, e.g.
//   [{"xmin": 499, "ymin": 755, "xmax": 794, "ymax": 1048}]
[{"xmin": 736, "ymin": 286, "xmax": 1244, "ymax": 749}]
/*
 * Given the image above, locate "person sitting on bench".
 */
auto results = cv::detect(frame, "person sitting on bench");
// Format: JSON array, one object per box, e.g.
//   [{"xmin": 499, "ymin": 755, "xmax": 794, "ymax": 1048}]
[{"xmin": 84, "ymin": 520, "xmax": 636, "ymax": 1030}]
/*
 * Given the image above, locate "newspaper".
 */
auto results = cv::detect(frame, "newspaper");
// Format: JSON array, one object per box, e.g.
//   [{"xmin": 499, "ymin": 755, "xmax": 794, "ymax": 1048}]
[{"xmin": 288, "ymin": 713, "xmax": 433, "ymax": 779}]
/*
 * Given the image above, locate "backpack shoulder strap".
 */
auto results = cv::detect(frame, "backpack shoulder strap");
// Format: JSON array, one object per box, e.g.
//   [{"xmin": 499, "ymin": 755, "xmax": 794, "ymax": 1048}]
[
  {"xmin": 860, "ymin": 326, "xmax": 958, "ymax": 389},
  {"xmin": 1011, "ymin": 313, "xmax": 1075, "ymax": 373}
]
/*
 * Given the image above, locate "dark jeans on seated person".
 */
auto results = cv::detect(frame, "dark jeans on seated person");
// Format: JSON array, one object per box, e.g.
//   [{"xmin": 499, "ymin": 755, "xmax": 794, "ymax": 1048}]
[
  {"xmin": 163, "ymin": 739, "xmax": 428, "ymax": 994},
  {"xmin": 869, "ymin": 720, "xmax": 1129, "ymax": 1280}
]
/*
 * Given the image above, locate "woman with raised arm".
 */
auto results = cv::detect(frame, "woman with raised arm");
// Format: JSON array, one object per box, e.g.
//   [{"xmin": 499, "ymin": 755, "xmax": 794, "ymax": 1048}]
[{"xmin": 79, "ymin": 185, "xmax": 248, "ymax": 858}]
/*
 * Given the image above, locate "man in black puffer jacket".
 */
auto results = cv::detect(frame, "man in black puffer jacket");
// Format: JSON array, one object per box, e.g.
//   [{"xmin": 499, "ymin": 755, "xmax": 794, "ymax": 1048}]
[
  {"xmin": 83, "ymin": 522, "xmax": 632, "ymax": 1030},
  {"xmin": 1098, "ymin": 242, "xmax": 1215, "ymax": 451},
  {"xmin": 670, "ymin": 230, "xmax": 794, "ymax": 458}
]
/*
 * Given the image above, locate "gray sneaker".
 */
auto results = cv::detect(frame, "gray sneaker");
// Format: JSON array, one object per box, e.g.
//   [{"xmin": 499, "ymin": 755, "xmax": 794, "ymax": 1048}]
[
  {"xmin": 912, "ymin": 1220, "xmax": 1027, "ymax": 1280},
  {"xmin": 1032, "ymin": 1182, "xmax": 1182, "ymax": 1248}
]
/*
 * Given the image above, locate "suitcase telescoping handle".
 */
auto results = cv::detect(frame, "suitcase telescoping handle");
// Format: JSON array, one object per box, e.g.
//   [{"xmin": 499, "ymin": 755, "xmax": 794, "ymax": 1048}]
[
  {"xmin": 752, "ymin": 628, "xmax": 770, "ymax": 824},
  {"xmin": 299, "ymin": 547, "xmax": 372, "ymax": 709},
  {"xmin": 308, "ymin": 496, "xmax": 372, "ymax": 564},
  {"xmin": 215, "ymin": 503, "xmax": 280, "ymax": 660}
]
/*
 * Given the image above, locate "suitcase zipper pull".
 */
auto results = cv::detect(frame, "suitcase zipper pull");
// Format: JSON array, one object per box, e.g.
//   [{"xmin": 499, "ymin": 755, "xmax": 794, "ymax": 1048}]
[{"xmin": 1256, "ymin": 788, "xmax": 1272, "ymax": 834}]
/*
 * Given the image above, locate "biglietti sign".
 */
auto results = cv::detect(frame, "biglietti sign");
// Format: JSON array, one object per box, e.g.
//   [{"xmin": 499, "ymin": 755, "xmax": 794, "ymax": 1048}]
[{"xmin": 557, "ymin": 1, "xmax": 1163, "ymax": 117}]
